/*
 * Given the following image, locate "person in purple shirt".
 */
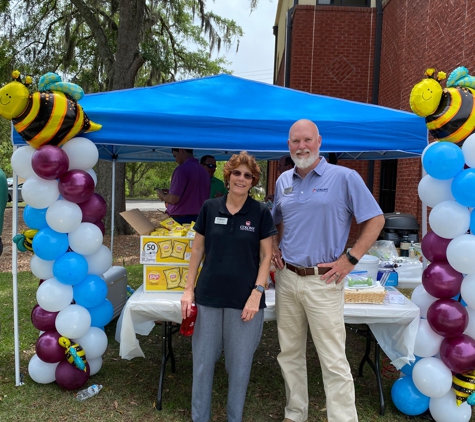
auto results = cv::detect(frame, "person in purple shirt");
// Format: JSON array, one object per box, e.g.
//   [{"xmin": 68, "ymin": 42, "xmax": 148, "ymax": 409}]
[
  {"xmin": 272, "ymin": 119, "xmax": 385, "ymax": 422},
  {"xmin": 156, "ymin": 148, "xmax": 210, "ymax": 224}
]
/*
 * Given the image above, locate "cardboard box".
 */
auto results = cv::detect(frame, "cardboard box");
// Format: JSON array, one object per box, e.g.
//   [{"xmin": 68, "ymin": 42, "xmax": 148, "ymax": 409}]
[
  {"xmin": 143, "ymin": 264, "xmax": 201, "ymax": 292},
  {"xmin": 120, "ymin": 209, "xmax": 156, "ymax": 235},
  {"xmin": 140, "ymin": 236, "xmax": 193, "ymax": 264}
]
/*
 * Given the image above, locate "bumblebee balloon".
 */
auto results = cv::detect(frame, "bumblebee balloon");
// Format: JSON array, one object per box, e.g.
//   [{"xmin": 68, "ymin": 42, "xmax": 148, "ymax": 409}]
[
  {"xmin": 452, "ymin": 370, "xmax": 475, "ymax": 406},
  {"xmin": 410, "ymin": 67, "xmax": 475, "ymax": 145},
  {"xmin": 0, "ymin": 71, "xmax": 101, "ymax": 149},
  {"xmin": 12, "ymin": 229, "xmax": 38, "ymax": 252},
  {"xmin": 58, "ymin": 336, "xmax": 87, "ymax": 372}
]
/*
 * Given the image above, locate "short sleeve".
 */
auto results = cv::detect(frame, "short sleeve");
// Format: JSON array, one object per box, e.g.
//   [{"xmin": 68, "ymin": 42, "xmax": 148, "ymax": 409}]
[
  {"xmin": 193, "ymin": 201, "xmax": 208, "ymax": 236},
  {"xmin": 260, "ymin": 204, "xmax": 278, "ymax": 239},
  {"xmin": 169, "ymin": 166, "xmax": 186, "ymax": 197}
]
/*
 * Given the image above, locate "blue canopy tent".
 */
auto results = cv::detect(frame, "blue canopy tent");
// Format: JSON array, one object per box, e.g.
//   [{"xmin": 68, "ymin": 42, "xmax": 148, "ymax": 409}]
[
  {"xmin": 12, "ymin": 74, "xmax": 428, "ymax": 160},
  {"xmin": 10, "ymin": 75, "xmax": 428, "ymax": 387}
]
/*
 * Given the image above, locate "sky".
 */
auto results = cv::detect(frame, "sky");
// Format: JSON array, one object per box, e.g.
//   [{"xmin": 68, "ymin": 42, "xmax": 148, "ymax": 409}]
[{"xmin": 208, "ymin": 0, "xmax": 277, "ymax": 84}]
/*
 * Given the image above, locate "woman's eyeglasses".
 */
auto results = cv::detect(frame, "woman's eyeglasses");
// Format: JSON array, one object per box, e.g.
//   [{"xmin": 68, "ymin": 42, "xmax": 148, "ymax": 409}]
[
  {"xmin": 204, "ymin": 164, "xmax": 217, "ymax": 169},
  {"xmin": 231, "ymin": 170, "xmax": 254, "ymax": 180}
]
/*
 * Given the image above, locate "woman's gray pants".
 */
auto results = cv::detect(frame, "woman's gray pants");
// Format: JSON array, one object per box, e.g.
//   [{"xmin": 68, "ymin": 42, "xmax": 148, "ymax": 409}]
[{"xmin": 191, "ymin": 304, "xmax": 264, "ymax": 422}]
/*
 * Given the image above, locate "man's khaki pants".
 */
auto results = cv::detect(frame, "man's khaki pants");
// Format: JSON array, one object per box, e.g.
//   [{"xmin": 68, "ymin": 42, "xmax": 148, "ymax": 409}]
[{"xmin": 275, "ymin": 266, "xmax": 358, "ymax": 422}]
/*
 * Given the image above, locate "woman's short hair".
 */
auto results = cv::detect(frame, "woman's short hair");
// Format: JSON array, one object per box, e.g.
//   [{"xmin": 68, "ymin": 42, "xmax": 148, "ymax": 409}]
[{"xmin": 223, "ymin": 151, "xmax": 260, "ymax": 187}]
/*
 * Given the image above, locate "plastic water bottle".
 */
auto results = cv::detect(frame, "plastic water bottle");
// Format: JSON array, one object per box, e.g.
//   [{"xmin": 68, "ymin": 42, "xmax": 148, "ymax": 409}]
[
  {"xmin": 76, "ymin": 384, "xmax": 103, "ymax": 401},
  {"xmin": 180, "ymin": 304, "xmax": 198, "ymax": 336}
]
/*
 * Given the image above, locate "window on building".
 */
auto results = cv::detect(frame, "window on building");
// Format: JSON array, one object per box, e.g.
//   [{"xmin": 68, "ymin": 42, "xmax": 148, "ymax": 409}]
[
  {"xmin": 379, "ymin": 159, "xmax": 397, "ymax": 213},
  {"xmin": 317, "ymin": 0, "xmax": 370, "ymax": 6}
]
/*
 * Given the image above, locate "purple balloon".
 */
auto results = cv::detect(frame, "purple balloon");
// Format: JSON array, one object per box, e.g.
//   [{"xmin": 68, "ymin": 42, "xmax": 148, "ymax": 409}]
[
  {"xmin": 36, "ymin": 330, "xmax": 67, "ymax": 363},
  {"xmin": 93, "ymin": 219, "xmax": 106, "ymax": 236},
  {"xmin": 55, "ymin": 360, "xmax": 90, "ymax": 390},
  {"xmin": 58, "ymin": 170, "xmax": 95, "ymax": 204},
  {"xmin": 421, "ymin": 231, "xmax": 451, "ymax": 262},
  {"xmin": 31, "ymin": 145, "xmax": 69, "ymax": 180},
  {"xmin": 440, "ymin": 334, "xmax": 475, "ymax": 374},
  {"xmin": 422, "ymin": 262, "xmax": 463, "ymax": 298},
  {"xmin": 78, "ymin": 193, "xmax": 107, "ymax": 223},
  {"xmin": 31, "ymin": 304, "xmax": 59, "ymax": 331},
  {"xmin": 427, "ymin": 299, "xmax": 468, "ymax": 337}
]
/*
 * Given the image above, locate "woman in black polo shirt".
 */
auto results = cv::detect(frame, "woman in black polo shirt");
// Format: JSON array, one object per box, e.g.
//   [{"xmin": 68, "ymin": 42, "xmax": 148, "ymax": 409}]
[{"xmin": 181, "ymin": 151, "xmax": 276, "ymax": 422}]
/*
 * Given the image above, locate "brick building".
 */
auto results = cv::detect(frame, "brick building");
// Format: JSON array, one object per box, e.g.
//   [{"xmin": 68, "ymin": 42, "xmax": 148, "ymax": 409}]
[{"xmin": 270, "ymin": 0, "xmax": 475, "ymax": 245}]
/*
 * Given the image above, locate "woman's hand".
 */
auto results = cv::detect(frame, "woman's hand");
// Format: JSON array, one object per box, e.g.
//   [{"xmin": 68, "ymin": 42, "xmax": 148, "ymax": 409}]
[
  {"xmin": 241, "ymin": 290, "xmax": 261, "ymax": 322},
  {"xmin": 180, "ymin": 289, "xmax": 195, "ymax": 319}
]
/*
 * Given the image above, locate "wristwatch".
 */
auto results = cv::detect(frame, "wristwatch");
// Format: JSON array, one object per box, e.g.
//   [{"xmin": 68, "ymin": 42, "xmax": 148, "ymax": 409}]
[
  {"xmin": 346, "ymin": 251, "xmax": 359, "ymax": 265},
  {"xmin": 254, "ymin": 285, "xmax": 265, "ymax": 294}
]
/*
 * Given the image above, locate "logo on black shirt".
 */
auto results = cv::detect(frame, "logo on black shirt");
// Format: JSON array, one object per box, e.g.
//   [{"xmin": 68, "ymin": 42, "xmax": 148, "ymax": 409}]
[{"xmin": 240, "ymin": 221, "xmax": 255, "ymax": 232}]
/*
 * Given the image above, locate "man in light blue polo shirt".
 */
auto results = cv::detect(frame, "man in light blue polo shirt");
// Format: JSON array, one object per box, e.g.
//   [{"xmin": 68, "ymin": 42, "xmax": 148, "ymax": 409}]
[{"xmin": 272, "ymin": 119, "xmax": 384, "ymax": 422}]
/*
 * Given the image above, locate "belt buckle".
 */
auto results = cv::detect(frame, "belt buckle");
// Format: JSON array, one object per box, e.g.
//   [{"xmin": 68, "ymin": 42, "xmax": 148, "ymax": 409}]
[{"xmin": 296, "ymin": 266, "xmax": 306, "ymax": 276}]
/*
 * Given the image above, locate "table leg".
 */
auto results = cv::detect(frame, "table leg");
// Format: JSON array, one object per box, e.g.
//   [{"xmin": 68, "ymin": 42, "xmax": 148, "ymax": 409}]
[
  {"xmin": 346, "ymin": 325, "xmax": 385, "ymax": 416},
  {"xmin": 155, "ymin": 322, "xmax": 180, "ymax": 411}
]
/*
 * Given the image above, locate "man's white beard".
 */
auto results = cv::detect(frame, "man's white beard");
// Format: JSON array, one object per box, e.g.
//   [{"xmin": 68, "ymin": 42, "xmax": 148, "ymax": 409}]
[{"xmin": 291, "ymin": 149, "xmax": 319, "ymax": 169}]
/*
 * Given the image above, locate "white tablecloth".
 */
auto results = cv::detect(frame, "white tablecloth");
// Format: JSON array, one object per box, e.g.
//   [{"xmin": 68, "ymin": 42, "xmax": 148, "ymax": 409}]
[{"xmin": 115, "ymin": 286, "xmax": 420, "ymax": 369}]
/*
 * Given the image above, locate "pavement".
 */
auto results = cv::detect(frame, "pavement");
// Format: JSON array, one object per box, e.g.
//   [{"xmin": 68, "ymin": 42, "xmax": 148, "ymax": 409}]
[{"xmin": 125, "ymin": 200, "xmax": 166, "ymax": 212}]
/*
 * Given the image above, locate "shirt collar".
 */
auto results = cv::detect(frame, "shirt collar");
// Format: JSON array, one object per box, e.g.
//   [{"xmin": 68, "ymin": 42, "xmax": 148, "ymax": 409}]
[
  {"xmin": 218, "ymin": 194, "xmax": 253, "ymax": 216},
  {"xmin": 292, "ymin": 156, "xmax": 328, "ymax": 178}
]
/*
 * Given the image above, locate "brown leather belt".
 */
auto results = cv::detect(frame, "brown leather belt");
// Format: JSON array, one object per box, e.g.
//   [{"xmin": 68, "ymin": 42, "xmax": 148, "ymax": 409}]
[{"xmin": 285, "ymin": 262, "xmax": 330, "ymax": 276}]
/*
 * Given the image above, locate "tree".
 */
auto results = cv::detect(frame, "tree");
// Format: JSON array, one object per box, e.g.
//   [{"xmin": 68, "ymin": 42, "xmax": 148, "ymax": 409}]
[{"xmin": 0, "ymin": 0, "xmax": 246, "ymax": 234}]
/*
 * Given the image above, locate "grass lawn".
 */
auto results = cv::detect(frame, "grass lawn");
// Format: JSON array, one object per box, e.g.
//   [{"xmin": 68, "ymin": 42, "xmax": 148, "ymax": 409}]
[{"xmin": 0, "ymin": 266, "xmax": 448, "ymax": 421}]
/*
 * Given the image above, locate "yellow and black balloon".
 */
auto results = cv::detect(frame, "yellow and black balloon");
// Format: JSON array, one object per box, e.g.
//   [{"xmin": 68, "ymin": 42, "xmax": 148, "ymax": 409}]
[
  {"xmin": 58, "ymin": 336, "xmax": 87, "ymax": 372},
  {"xmin": 0, "ymin": 70, "xmax": 101, "ymax": 149},
  {"xmin": 410, "ymin": 66, "xmax": 475, "ymax": 145},
  {"xmin": 12, "ymin": 229, "xmax": 38, "ymax": 252},
  {"xmin": 452, "ymin": 371, "xmax": 475, "ymax": 406}
]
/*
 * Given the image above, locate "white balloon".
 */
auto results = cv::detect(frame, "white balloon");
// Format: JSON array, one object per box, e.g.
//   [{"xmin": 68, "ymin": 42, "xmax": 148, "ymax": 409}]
[
  {"xmin": 55, "ymin": 304, "xmax": 91, "ymax": 339},
  {"xmin": 412, "ymin": 357, "xmax": 452, "ymax": 398},
  {"xmin": 429, "ymin": 201, "xmax": 470, "ymax": 239},
  {"xmin": 85, "ymin": 245, "xmax": 112, "ymax": 276},
  {"xmin": 411, "ymin": 285, "xmax": 438, "ymax": 319},
  {"xmin": 463, "ymin": 305, "xmax": 475, "ymax": 339},
  {"xmin": 429, "ymin": 390, "xmax": 472, "ymax": 422},
  {"xmin": 61, "ymin": 137, "xmax": 99, "ymax": 170},
  {"xmin": 11, "ymin": 146, "xmax": 36, "ymax": 179},
  {"xmin": 28, "ymin": 354, "xmax": 58, "ymax": 384},
  {"xmin": 461, "ymin": 274, "xmax": 475, "ymax": 309},
  {"xmin": 414, "ymin": 319, "xmax": 444, "ymax": 357},
  {"xmin": 68, "ymin": 222, "xmax": 104, "ymax": 256},
  {"xmin": 30, "ymin": 255, "xmax": 54, "ymax": 280},
  {"xmin": 87, "ymin": 356, "xmax": 103, "ymax": 376},
  {"xmin": 85, "ymin": 168, "xmax": 97, "ymax": 186},
  {"xmin": 418, "ymin": 175, "xmax": 455, "ymax": 207},
  {"xmin": 46, "ymin": 199, "xmax": 83, "ymax": 233},
  {"xmin": 21, "ymin": 176, "xmax": 59, "ymax": 209},
  {"xmin": 462, "ymin": 133, "xmax": 475, "ymax": 168},
  {"xmin": 36, "ymin": 278, "xmax": 73, "ymax": 312},
  {"xmin": 73, "ymin": 327, "xmax": 108, "ymax": 360},
  {"xmin": 447, "ymin": 234, "xmax": 475, "ymax": 274}
]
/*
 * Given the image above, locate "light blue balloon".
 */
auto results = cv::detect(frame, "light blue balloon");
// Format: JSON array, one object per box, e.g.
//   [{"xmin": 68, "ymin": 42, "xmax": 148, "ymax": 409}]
[
  {"xmin": 452, "ymin": 168, "xmax": 475, "ymax": 207},
  {"xmin": 88, "ymin": 299, "xmax": 114, "ymax": 327},
  {"xmin": 32, "ymin": 227, "xmax": 69, "ymax": 261},
  {"xmin": 391, "ymin": 376, "xmax": 429, "ymax": 416},
  {"xmin": 422, "ymin": 142, "xmax": 464, "ymax": 180},
  {"xmin": 23, "ymin": 205, "xmax": 48, "ymax": 230},
  {"xmin": 53, "ymin": 252, "xmax": 88, "ymax": 285},
  {"xmin": 400, "ymin": 355, "xmax": 422, "ymax": 377},
  {"xmin": 73, "ymin": 275, "xmax": 108, "ymax": 308}
]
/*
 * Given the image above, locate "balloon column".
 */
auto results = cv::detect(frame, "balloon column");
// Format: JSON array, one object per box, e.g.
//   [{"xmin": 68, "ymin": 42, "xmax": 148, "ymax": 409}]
[
  {"xmin": 392, "ymin": 69, "xmax": 475, "ymax": 421},
  {"xmin": 5, "ymin": 72, "xmax": 112, "ymax": 391}
]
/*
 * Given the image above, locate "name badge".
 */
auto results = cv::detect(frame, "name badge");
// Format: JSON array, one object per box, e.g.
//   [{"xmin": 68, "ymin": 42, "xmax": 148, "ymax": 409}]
[
  {"xmin": 284, "ymin": 187, "xmax": 293, "ymax": 194},
  {"xmin": 215, "ymin": 217, "xmax": 228, "ymax": 225}
]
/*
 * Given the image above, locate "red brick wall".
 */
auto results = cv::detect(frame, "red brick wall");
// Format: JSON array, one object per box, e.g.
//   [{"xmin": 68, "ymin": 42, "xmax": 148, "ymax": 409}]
[{"xmin": 379, "ymin": 0, "xmax": 475, "ymax": 236}]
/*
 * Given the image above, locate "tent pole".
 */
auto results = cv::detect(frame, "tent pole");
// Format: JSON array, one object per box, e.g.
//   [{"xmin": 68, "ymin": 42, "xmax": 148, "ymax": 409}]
[
  {"xmin": 421, "ymin": 165, "xmax": 427, "ymax": 270},
  {"xmin": 11, "ymin": 145, "xmax": 23, "ymax": 386},
  {"xmin": 110, "ymin": 158, "xmax": 116, "ymax": 253}
]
